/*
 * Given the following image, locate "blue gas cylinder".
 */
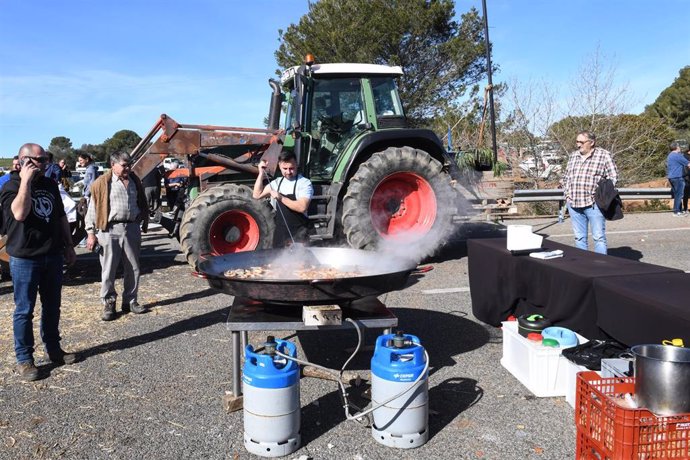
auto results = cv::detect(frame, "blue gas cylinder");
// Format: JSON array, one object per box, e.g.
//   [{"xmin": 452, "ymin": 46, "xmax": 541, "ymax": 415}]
[
  {"xmin": 370, "ymin": 331, "xmax": 429, "ymax": 449},
  {"xmin": 242, "ymin": 336, "xmax": 300, "ymax": 458}
]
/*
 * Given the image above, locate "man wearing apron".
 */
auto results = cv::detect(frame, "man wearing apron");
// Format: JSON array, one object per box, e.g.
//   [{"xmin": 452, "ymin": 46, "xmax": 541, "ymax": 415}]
[{"xmin": 253, "ymin": 151, "xmax": 313, "ymax": 247}]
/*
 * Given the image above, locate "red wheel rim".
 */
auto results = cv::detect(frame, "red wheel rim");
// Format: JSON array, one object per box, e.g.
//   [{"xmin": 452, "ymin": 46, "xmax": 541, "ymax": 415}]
[
  {"xmin": 370, "ymin": 172, "xmax": 437, "ymax": 238},
  {"xmin": 209, "ymin": 210, "xmax": 260, "ymax": 254}
]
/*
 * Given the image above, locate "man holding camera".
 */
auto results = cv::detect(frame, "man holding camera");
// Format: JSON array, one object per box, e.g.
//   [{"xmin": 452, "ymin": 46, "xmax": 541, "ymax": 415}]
[{"xmin": 0, "ymin": 143, "xmax": 78, "ymax": 381}]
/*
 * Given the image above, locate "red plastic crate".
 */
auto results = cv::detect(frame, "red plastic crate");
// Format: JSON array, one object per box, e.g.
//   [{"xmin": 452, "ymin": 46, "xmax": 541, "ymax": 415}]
[{"xmin": 575, "ymin": 371, "xmax": 690, "ymax": 459}]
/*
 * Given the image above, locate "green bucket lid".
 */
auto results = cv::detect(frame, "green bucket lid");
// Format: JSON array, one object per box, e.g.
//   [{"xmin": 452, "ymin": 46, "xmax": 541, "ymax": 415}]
[{"xmin": 542, "ymin": 338, "xmax": 560, "ymax": 348}]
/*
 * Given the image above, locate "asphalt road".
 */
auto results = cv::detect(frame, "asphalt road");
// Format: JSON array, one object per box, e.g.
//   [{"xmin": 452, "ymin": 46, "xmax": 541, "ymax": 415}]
[{"xmin": 0, "ymin": 211, "xmax": 688, "ymax": 459}]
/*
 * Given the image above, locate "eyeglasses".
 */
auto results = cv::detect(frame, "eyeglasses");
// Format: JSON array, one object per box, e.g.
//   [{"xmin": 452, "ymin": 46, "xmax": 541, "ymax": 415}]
[
  {"xmin": 576, "ymin": 140, "xmax": 591, "ymax": 145},
  {"xmin": 117, "ymin": 163, "xmax": 132, "ymax": 168},
  {"xmin": 25, "ymin": 156, "xmax": 48, "ymax": 163}
]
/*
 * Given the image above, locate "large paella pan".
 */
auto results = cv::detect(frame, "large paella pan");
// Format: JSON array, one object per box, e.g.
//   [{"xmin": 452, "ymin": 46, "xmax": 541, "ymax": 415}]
[{"xmin": 198, "ymin": 247, "xmax": 417, "ymax": 305}]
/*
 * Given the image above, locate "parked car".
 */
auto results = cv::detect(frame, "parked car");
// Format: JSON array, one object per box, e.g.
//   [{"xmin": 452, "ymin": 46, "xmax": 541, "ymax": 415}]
[
  {"xmin": 75, "ymin": 161, "xmax": 109, "ymax": 179},
  {"xmin": 70, "ymin": 170, "xmax": 104, "ymax": 197},
  {"xmin": 70, "ymin": 179, "xmax": 85, "ymax": 197},
  {"xmin": 163, "ymin": 157, "xmax": 181, "ymax": 171}
]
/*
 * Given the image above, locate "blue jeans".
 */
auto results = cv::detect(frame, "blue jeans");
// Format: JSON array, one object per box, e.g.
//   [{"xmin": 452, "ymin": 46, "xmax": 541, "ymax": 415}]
[
  {"xmin": 10, "ymin": 254, "xmax": 64, "ymax": 364},
  {"xmin": 567, "ymin": 203, "xmax": 607, "ymax": 254},
  {"xmin": 669, "ymin": 177, "xmax": 685, "ymax": 213}
]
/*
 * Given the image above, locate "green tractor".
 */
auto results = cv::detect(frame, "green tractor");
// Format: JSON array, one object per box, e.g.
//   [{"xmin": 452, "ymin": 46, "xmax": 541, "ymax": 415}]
[{"xmin": 130, "ymin": 57, "xmax": 468, "ymax": 270}]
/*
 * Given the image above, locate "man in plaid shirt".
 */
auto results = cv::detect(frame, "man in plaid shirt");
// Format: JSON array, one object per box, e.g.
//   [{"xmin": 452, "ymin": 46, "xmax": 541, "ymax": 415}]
[
  {"xmin": 85, "ymin": 152, "xmax": 149, "ymax": 321},
  {"xmin": 562, "ymin": 131, "xmax": 618, "ymax": 254}
]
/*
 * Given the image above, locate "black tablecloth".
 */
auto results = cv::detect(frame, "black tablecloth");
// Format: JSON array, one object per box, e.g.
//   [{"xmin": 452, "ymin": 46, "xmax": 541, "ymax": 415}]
[
  {"xmin": 594, "ymin": 272, "xmax": 690, "ymax": 345},
  {"xmin": 468, "ymin": 237, "xmax": 682, "ymax": 340}
]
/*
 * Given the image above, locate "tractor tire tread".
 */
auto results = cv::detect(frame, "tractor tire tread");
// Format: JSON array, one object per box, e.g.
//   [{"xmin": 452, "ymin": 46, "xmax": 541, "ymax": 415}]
[
  {"xmin": 180, "ymin": 183, "xmax": 274, "ymax": 271},
  {"xmin": 341, "ymin": 146, "xmax": 457, "ymax": 254}
]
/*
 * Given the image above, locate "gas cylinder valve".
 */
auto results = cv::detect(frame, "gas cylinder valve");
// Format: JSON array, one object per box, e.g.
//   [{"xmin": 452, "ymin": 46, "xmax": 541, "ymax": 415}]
[
  {"xmin": 392, "ymin": 330, "xmax": 412, "ymax": 348},
  {"xmin": 263, "ymin": 335, "xmax": 277, "ymax": 355}
]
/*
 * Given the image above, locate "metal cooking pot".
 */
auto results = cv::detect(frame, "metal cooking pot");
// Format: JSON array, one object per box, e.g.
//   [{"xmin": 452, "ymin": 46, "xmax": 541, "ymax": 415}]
[
  {"xmin": 632, "ymin": 344, "xmax": 690, "ymax": 416},
  {"xmin": 198, "ymin": 247, "xmax": 417, "ymax": 305}
]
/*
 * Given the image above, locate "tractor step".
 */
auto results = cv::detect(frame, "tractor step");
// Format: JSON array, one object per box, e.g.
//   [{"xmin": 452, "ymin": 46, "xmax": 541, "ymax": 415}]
[{"xmin": 308, "ymin": 214, "xmax": 331, "ymax": 221}]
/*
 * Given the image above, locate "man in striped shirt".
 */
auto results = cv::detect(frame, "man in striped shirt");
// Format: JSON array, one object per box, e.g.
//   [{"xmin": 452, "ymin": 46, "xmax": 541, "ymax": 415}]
[{"xmin": 562, "ymin": 131, "xmax": 618, "ymax": 254}]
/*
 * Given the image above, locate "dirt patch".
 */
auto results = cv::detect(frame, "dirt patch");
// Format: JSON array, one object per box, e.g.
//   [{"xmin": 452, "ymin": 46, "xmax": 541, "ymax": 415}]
[{"xmin": 625, "ymin": 179, "xmax": 672, "ymax": 212}]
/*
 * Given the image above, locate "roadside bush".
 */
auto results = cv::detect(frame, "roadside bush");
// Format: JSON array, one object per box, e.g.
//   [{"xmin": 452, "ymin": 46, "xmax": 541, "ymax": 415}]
[
  {"xmin": 516, "ymin": 201, "xmax": 560, "ymax": 216},
  {"xmin": 625, "ymin": 199, "xmax": 671, "ymax": 212}
]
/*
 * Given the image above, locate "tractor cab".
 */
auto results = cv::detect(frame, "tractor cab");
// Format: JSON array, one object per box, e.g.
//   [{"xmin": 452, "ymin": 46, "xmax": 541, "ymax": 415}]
[{"xmin": 279, "ymin": 62, "xmax": 406, "ymax": 182}]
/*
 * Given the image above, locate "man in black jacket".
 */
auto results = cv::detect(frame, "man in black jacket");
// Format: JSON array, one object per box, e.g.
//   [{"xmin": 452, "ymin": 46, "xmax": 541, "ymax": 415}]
[
  {"xmin": 682, "ymin": 146, "xmax": 690, "ymax": 213},
  {"xmin": 0, "ymin": 143, "xmax": 78, "ymax": 381}
]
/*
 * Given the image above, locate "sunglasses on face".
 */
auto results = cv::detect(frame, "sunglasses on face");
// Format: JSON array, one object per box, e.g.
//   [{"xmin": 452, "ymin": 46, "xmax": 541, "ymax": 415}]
[{"xmin": 23, "ymin": 156, "xmax": 48, "ymax": 164}]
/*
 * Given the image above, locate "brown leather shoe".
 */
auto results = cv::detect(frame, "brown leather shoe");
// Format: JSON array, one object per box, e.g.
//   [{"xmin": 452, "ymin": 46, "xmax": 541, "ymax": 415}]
[{"xmin": 16, "ymin": 362, "xmax": 39, "ymax": 381}]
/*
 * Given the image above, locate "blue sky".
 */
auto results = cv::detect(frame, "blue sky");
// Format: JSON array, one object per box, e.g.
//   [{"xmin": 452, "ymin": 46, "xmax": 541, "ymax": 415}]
[{"xmin": 1, "ymin": 0, "xmax": 688, "ymax": 157}]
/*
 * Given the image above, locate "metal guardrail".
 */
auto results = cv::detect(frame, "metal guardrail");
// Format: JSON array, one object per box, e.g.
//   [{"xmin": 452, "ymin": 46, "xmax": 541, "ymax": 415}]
[{"xmin": 512, "ymin": 188, "xmax": 672, "ymax": 203}]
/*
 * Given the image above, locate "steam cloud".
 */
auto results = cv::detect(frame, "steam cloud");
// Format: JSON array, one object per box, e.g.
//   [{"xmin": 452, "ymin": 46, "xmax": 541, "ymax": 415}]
[
  {"xmin": 373, "ymin": 178, "xmax": 477, "ymax": 265},
  {"xmin": 263, "ymin": 177, "xmax": 478, "ymax": 276}
]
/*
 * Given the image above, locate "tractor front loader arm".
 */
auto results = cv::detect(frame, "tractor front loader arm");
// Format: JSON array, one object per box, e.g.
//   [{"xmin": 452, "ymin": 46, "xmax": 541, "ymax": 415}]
[
  {"xmin": 131, "ymin": 113, "xmax": 284, "ymax": 182},
  {"xmin": 131, "ymin": 114, "xmax": 194, "ymax": 180},
  {"xmin": 197, "ymin": 152, "xmax": 259, "ymax": 175}
]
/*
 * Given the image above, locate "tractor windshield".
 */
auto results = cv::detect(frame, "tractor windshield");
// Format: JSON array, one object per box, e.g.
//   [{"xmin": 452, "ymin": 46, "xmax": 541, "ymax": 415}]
[
  {"xmin": 306, "ymin": 77, "xmax": 364, "ymax": 178},
  {"xmin": 371, "ymin": 77, "xmax": 404, "ymax": 117},
  {"xmin": 282, "ymin": 90, "xmax": 299, "ymax": 133}
]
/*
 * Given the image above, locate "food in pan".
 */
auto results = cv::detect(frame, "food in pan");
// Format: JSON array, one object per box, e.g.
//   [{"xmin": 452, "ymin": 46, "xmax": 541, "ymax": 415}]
[{"xmin": 223, "ymin": 264, "xmax": 360, "ymax": 280}]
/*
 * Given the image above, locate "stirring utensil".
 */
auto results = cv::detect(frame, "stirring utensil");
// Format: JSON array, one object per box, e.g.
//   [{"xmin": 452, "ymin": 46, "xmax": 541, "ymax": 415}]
[
  {"xmin": 264, "ymin": 172, "xmax": 298, "ymax": 247},
  {"xmin": 262, "ymin": 171, "xmax": 321, "ymax": 267},
  {"xmin": 264, "ymin": 171, "xmax": 321, "ymax": 260}
]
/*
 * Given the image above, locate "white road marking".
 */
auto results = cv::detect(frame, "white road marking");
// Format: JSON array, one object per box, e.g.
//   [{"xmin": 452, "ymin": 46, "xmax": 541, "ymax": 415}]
[
  {"xmin": 549, "ymin": 227, "xmax": 690, "ymax": 237},
  {"xmin": 421, "ymin": 287, "xmax": 470, "ymax": 294}
]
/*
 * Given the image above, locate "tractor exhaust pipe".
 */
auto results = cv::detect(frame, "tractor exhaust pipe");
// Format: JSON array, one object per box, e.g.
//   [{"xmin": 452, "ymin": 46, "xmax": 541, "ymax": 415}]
[{"xmin": 267, "ymin": 79, "xmax": 282, "ymax": 131}]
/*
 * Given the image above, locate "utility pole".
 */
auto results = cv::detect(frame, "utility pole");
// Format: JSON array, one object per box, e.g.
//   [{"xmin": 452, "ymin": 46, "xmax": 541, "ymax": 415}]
[{"xmin": 482, "ymin": 0, "xmax": 498, "ymax": 163}]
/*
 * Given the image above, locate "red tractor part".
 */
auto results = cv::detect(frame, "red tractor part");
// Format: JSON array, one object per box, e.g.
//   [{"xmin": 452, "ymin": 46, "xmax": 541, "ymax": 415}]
[
  {"xmin": 208, "ymin": 209, "xmax": 262, "ymax": 253},
  {"xmin": 370, "ymin": 172, "xmax": 437, "ymax": 237}
]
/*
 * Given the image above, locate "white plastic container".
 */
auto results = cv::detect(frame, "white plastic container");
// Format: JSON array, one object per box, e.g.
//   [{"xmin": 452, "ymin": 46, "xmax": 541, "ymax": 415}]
[
  {"xmin": 563, "ymin": 357, "xmax": 629, "ymax": 408},
  {"xmin": 564, "ymin": 359, "xmax": 590, "ymax": 408},
  {"xmin": 501, "ymin": 321, "xmax": 587, "ymax": 398},
  {"xmin": 563, "ymin": 356, "xmax": 632, "ymax": 409}
]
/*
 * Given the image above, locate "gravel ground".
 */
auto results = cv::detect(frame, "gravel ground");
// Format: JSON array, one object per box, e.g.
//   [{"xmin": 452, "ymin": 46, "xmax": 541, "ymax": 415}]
[{"xmin": 1, "ymin": 212, "xmax": 688, "ymax": 459}]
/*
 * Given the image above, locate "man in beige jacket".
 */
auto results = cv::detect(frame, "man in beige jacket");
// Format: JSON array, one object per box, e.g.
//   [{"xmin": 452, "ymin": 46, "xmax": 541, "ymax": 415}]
[{"xmin": 85, "ymin": 151, "xmax": 149, "ymax": 321}]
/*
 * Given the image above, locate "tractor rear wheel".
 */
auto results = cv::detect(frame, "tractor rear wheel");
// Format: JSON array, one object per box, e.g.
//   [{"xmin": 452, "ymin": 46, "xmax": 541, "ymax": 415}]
[
  {"xmin": 341, "ymin": 146, "xmax": 456, "ymax": 252},
  {"xmin": 179, "ymin": 183, "xmax": 275, "ymax": 271}
]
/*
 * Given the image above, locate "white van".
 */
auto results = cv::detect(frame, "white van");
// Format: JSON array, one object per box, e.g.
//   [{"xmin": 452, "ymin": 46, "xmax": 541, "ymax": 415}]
[
  {"xmin": 163, "ymin": 157, "xmax": 181, "ymax": 171},
  {"xmin": 75, "ymin": 161, "xmax": 108, "ymax": 179}
]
